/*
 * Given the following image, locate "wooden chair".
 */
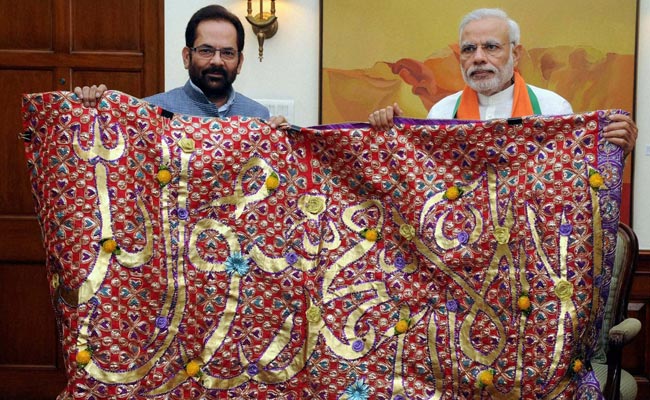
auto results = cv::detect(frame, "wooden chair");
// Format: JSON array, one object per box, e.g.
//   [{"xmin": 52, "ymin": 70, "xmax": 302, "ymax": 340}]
[{"xmin": 592, "ymin": 222, "xmax": 641, "ymax": 400}]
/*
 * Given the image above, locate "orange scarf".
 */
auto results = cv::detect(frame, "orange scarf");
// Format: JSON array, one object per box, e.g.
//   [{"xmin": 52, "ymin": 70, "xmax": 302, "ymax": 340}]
[{"xmin": 455, "ymin": 71, "xmax": 533, "ymax": 119}]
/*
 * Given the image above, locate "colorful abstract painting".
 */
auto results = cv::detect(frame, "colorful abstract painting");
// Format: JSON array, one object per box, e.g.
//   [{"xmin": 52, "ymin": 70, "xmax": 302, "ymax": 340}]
[
  {"xmin": 22, "ymin": 91, "xmax": 624, "ymax": 399},
  {"xmin": 320, "ymin": 0, "xmax": 637, "ymax": 223}
]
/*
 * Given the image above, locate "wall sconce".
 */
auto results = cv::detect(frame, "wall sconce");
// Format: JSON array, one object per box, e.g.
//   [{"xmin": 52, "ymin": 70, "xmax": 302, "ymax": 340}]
[{"xmin": 246, "ymin": 0, "xmax": 278, "ymax": 61}]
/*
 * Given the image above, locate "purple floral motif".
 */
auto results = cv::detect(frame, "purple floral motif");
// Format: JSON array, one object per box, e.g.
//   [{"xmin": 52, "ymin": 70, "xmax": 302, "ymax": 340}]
[
  {"xmin": 177, "ymin": 208, "xmax": 189, "ymax": 220},
  {"xmin": 352, "ymin": 339, "xmax": 364, "ymax": 352},
  {"xmin": 155, "ymin": 316, "xmax": 168, "ymax": 329},
  {"xmin": 247, "ymin": 364, "xmax": 259, "ymax": 375},
  {"xmin": 559, "ymin": 224, "xmax": 573, "ymax": 236},
  {"xmin": 446, "ymin": 299, "xmax": 459, "ymax": 313},
  {"xmin": 395, "ymin": 255, "xmax": 406, "ymax": 270},
  {"xmin": 457, "ymin": 231, "xmax": 469, "ymax": 245},
  {"xmin": 285, "ymin": 252, "xmax": 299, "ymax": 265}
]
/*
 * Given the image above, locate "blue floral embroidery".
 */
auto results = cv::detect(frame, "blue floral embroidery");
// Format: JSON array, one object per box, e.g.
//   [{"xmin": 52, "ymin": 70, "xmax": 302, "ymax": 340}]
[
  {"xmin": 225, "ymin": 252, "xmax": 249, "ymax": 276},
  {"xmin": 344, "ymin": 378, "xmax": 370, "ymax": 400}
]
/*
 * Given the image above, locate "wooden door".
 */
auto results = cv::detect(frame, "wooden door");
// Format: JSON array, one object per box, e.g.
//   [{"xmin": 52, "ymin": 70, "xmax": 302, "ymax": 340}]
[{"xmin": 0, "ymin": 1, "xmax": 163, "ymax": 398}]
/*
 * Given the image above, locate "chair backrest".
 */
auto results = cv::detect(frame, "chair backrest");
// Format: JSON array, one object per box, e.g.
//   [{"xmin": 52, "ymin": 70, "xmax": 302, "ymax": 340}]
[
  {"xmin": 592, "ymin": 222, "xmax": 639, "ymax": 363},
  {"xmin": 610, "ymin": 223, "xmax": 639, "ymax": 326}
]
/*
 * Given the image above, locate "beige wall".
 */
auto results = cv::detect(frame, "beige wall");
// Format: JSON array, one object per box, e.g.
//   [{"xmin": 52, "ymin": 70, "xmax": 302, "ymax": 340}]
[
  {"xmin": 634, "ymin": 0, "xmax": 650, "ymax": 249},
  {"xmin": 164, "ymin": 0, "xmax": 320, "ymax": 127}
]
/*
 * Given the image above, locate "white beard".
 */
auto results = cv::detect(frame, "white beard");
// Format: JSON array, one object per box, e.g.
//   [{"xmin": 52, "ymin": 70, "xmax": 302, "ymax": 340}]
[{"xmin": 463, "ymin": 53, "xmax": 515, "ymax": 95}]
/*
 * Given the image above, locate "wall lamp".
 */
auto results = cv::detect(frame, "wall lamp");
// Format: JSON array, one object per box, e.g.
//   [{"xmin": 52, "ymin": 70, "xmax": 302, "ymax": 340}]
[{"xmin": 246, "ymin": 0, "xmax": 278, "ymax": 61}]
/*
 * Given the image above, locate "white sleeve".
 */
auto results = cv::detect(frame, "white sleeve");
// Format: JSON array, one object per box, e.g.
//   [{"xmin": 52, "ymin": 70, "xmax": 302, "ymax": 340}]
[
  {"xmin": 530, "ymin": 86, "xmax": 574, "ymax": 116},
  {"xmin": 426, "ymin": 92, "xmax": 462, "ymax": 119}
]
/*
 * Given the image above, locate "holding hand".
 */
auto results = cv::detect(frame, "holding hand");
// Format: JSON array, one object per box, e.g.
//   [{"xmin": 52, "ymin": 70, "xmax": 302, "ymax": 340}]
[
  {"xmin": 73, "ymin": 84, "xmax": 107, "ymax": 107},
  {"xmin": 603, "ymin": 114, "xmax": 638, "ymax": 157},
  {"xmin": 268, "ymin": 115, "xmax": 289, "ymax": 129},
  {"xmin": 368, "ymin": 103, "xmax": 403, "ymax": 130}
]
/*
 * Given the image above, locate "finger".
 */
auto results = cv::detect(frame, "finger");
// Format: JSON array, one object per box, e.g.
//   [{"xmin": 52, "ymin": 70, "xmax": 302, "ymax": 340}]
[
  {"xmin": 605, "ymin": 137, "xmax": 633, "ymax": 156},
  {"xmin": 378, "ymin": 109, "xmax": 390, "ymax": 131},
  {"xmin": 80, "ymin": 86, "xmax": 93, "ymax": 107},
  {"xmin": 394, "ymin": 103, "xmax": 403, "ymax": 118},
  {"xmin": 369, "ymin": 110, "xmax": 386, "ymax": 130},
  {"xmin": 603, "ymin": 129, "xmax": 634, "ymax": 156},
  {"xmin": 269, "ymin": 115, "xmax": 287, "ymax": 128},
  {"xmin": 73, "ymin": 86, "xmax": 83, "ymax": 99},
  {"xmin": 89, "ymin": 85, "xmax": 101, "ymax": 107}
]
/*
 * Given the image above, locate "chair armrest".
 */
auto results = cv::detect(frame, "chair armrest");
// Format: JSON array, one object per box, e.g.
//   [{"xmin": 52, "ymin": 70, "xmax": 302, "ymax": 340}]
[{"xmin": 609, "ymin": 317, "xmax": 642, "ymax": 345}]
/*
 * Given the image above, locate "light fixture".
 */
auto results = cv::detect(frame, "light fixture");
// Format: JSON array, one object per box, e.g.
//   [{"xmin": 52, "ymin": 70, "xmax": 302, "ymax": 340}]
[{"xmin": 246, "ymin": 0, "xmax": 278, "ymax": 61}]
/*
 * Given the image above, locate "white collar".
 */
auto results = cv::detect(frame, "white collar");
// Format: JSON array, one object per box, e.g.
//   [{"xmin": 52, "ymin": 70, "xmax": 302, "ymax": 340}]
[{"xmin": 477, "ymin": 83, "xmax": 515, "ymax": 106}]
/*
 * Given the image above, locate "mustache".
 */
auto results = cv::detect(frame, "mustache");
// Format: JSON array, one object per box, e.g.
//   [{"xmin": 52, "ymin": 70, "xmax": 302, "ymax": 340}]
[
  {"xmin": 467, "ymin": 65, "xmax": 497, "ymax": 76},
  {"xmin": 202, "ymin": 66, "xmax": 228, "ymax": 76}
]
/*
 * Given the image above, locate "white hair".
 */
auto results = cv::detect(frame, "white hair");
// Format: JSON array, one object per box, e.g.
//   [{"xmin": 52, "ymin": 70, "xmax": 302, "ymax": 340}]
[{"xmin": 458, "ymin": 8, "xmax": 521, "ymax": 45}]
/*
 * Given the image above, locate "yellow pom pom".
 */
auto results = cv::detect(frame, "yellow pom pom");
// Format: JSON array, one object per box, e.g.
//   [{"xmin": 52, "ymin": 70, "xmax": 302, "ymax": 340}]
[
  {"xmin": 157, "ymin": 169, "xmax": 172, "ymax": 185},
  {"xmin": 186, "ymin": 360, "xmax": 201, "ymax": 377},
  {"xmin": 364, "ymin": 229, "xmax": 379, "ymax": 242},
  {"xmin": 572, "ymin": 359, "xmax": 583, "ymax": 373},
  {"xmin": 101, "ymin": 239, "xmax": 118, "ymax": 253},
  {"xmin": 517, "ymin": 295, "xmax": 531, "ymax": 311},
  {"xmin": 76, "ymin": 349, "xmax": 91, "ymax": 365},
  {"xmin": 589, "ymin": 172, "xmax": 604, "ymax": 190},
  {"xmin": 265, "ymin": 173, "xmax": 280, "ymax": 190},
  {"xmin": 445, "ymin": 186, "xmax": 461, "ymax": 200},
  {"xmin": 395, "ymin": 319, "xmax": 409, "ymax": 334},
  {"xmin": 477, "ymin": 369, "xmax": 494, "ymax": 387}
]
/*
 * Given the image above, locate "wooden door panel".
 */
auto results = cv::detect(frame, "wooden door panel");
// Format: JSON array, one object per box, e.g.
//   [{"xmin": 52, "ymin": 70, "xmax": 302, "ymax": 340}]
[
  {"xmin": 0, "ymin": 263, "xmax": 57, "ymax": 365},
  {"xmin": 72, "ymin": 0, "xmax": 142, "ymax": 52},
  {"xmin": 0, "ymin": 1, "xmax": 163, "ymax": 398},
  {"xmin": 72, "ymin": 70, "xmax": 144, "ymax": 98},
  {"xmin": 0, "ymin": 218, "xmax": 44, "ymax": 263},
  {"xmin": 0, "ymin": 69, "xmax": 56, "ymax": 215},
  {"xmin": 0, "ymin": 369, "xmax": 67, "ymax": 400},
  {"xmin": 0, "ymin": 0, "xmax": 54, "ymax": 50}
]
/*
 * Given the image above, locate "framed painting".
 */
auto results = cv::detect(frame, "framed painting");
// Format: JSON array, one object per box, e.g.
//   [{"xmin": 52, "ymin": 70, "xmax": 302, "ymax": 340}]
[{"xmin": 320, "ymin": 0, "xmax": 638, "ymax": 223}]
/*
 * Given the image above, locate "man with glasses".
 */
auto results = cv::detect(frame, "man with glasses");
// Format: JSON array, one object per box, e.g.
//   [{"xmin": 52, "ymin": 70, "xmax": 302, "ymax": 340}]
[
  {"xmin": 369, "ymin": 8, "xmax": 637, "ymax": 156},
  {"xmin": 75, "ymin": 5, "xmax": 285, "ymax": 126}
]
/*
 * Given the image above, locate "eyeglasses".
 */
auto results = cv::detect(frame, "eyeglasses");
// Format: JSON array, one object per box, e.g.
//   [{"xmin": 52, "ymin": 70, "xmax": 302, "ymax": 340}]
[
  {"xmin": 190, "ymin": 46, "xmax": 239, "ymax": 61},
  {"xmin": 459, "ymin": 41, "xmax": 512, "ymax": 58}
]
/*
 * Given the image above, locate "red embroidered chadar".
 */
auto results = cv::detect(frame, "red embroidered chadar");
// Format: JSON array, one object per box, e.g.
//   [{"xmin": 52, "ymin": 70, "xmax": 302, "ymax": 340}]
[{"xmin": 21, "ymin": 91, "xmax": 624, "ymax": 399}]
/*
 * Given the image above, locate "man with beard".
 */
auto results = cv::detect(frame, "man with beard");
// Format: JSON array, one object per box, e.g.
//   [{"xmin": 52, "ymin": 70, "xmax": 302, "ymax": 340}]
[
  {"xmin": 368, "ymin": 8, "xmax": 637, "ymax": 156},
  {"xmin": 75, "ymin": 5, "xmax": 285, "ymax": 125}
]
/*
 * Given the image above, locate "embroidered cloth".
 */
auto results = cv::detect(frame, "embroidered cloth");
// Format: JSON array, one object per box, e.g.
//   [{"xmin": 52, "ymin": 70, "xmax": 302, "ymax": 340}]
[{"xmin": 22, "ymin": 91, "xmax": 624, "ymax": 399}]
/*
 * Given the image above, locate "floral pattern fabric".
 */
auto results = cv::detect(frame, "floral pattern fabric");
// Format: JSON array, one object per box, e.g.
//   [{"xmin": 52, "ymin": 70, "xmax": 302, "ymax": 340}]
[{"xmin": 21, "ymin": 91, "xmax": 624, "ymax": 399}]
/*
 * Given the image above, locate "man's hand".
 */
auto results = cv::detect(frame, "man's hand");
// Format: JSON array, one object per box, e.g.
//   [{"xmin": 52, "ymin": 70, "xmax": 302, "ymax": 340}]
[
  {"xmin": 268, "ymin": 115, "xmax": 289, "ymax": 129},
  {"xmin": 73, "ymin": 84, "xmax": 107, "ymax": 107},
  {"xmin": 604, "ymin": 113, "xmax": 638, "ymax": 157},
  {"xmin": 368, "ymin": 103, "xmax": 403, "ymax": 130}
]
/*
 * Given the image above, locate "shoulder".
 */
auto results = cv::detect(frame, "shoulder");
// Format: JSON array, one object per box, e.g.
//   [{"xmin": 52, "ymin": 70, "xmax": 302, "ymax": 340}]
[
  {"xmin": 143, "ymin": 87, "xmax": 185, "ymax": 106},
  {"xmin": 427, "ymin": 91, "xmax": 462, "ymax": 119},
  {"xmin": 527, "ymin": 85, "xmax": 573, "ymax": 115},
  {"xmin": 231, "ymin": 92, "xmax": 270, "ymax": 119}
]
